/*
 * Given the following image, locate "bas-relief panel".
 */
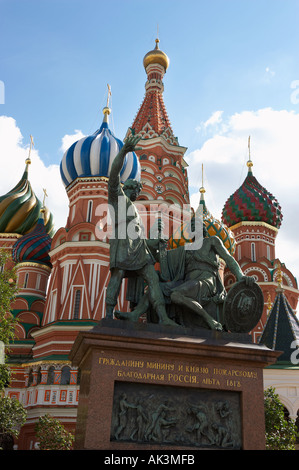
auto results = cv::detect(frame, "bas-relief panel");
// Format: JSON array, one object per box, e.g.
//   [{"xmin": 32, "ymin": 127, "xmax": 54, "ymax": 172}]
[{"xmin": 110, "ymin": 381, "xmax": 242, "ymax": 449}]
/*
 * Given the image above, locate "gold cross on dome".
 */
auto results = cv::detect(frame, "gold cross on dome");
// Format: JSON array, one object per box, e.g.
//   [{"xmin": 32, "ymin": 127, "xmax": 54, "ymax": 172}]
[
  {"xmin": 26, "ymin": 134, "xmax": 34, "ymax": 165},
  {"xmin": 106, "ymin": 84, "xmax": 111, "ymax": 108},
  {"xmin": 42, "ymin": 188, "xmax": 48, "ymax": 207},
  {"xmin": 248, "ymin": 136, "xmax": 251, "ymax": 159},
  {"xmin": 30, "ymin": 134, "xmax": 34, "ymax": 149}
]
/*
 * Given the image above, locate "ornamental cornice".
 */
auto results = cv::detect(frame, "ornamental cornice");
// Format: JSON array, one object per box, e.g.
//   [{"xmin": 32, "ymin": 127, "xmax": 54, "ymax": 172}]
[
  {"xmin": 15, "ymin": 262, "xmax": 52, "ymax": 273},
  {"xmin": 49, "ymin": 240, "xmax": 109, "ymax": 258},
  {"xmin": 137, "ymin": 136, "xmax": 187, "ymax": 157},
  {"xmin": 229, "ymin": 221, "xmax": 279, "ymax": 233},
  {"xmin": 66, "ymin": 176, "xmax": 109, "ymax": 193},
  {"xmin": 0, "ymin": 233, "xmax": 22, "ymax": 239},
  {"xmin": 31, "ymin": 323, "xmax": 95, "ymax": 339}
]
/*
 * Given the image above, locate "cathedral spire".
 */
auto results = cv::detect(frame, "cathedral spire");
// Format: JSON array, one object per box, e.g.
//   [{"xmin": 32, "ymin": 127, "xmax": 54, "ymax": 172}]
[
  {"xmin": 129, "ymin": 38, "xmax": 175, "ymax": 143},
  {"xmin": 126, "ymin": 38, "xmax": 189, "ymax": 209}
]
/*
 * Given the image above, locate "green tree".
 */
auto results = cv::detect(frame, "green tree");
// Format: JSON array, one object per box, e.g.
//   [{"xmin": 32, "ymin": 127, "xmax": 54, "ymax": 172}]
[
  {"xmin": 35, "ymin": 414, "xmax": 75, "ymax": 450},
  {"xmin": 0, "ymin": 248, "xmax": 18, "ymax": 346},
  {"xmin": 264, "ymin": 387, "xmax": 298, "ymax": 450},
  {"xmin": 0, "ymin": 249, "xmax": 19, "ymax": 390},
  {"xmin": 0, "ymin": 249, "xmax": 26, "ymax": 449},
  {"xmin": 0, "ymin": 396, "xmax": 27, "ymax": 449}
]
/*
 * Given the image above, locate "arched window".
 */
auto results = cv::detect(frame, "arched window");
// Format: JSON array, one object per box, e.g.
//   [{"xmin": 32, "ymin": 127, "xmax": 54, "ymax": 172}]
[
  {"xmin": 47, "ymin": 366, "xmax": 55, "ymax": 385},
  {"xmin": 87, "ymin": 200, "xmax": 93, "ymax": 223},
  {"xmin": 27, "ymin": 369, "xmax": 33, "ymax": 387},
  {"xmin": 37, "ymin": 367, "xmax": 42, "ymax": 385},
  {"xmin": 23, "ymin": 273, "xmax": 29, "ymax": 288},
  {"xmin": 61, "ymin": 366, "xmax": 71, "ymax": 385},
  {"xmin": 73, "ymin": 289, "xmax": 81, "ymax": 320},
  {"xmin": 251, "ymin": 242, "xmax": 256, "ymax": 262}
]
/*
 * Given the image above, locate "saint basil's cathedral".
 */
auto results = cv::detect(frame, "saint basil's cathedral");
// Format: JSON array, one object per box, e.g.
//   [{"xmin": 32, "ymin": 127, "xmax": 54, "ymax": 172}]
[{"xmin": 2, "ymin": 39, "xmax": 299, "ymax": 449}]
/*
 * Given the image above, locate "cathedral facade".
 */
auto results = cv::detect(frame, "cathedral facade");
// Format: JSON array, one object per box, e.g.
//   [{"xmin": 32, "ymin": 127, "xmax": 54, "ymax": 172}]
[{"xmin": 2, "ymin": 40, "xmax": 298, "ymax": 449}]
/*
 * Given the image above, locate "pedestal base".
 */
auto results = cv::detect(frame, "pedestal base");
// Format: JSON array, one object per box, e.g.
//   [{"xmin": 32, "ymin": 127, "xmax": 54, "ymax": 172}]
[{"xmin": 70, "ymin": 319, "xmax": 280, "ymax": 450}]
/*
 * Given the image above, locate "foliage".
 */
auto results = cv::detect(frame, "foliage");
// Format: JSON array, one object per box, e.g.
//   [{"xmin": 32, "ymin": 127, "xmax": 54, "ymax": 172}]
[
  {"xmin": 264, "ymin": 387, "xmax": 298, "ymax": 450},
  {"xmin": 0, "ymin": 248, "xmax": 18, "ymax": 345},
  {"xmin": 0, "ymin": 396, "xmax": 27, "ymax": 448},
  {"xmin": 0, "ymin": 249, "xmax": 19, "ymax": 391},
  {"xmin": 0, "ymin": 250, "xmax": 25, "ymax": 449},
  {"xmin": 0, "ymin": 364, "xmax": 11, "ymax": 391},
  {"xmin": 35, "ymin": 414, "xmax": 75, "ymax": 450}
]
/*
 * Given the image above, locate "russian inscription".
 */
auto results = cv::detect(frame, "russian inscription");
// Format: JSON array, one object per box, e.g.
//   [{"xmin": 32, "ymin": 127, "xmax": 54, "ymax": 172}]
[{"xmin": 99, "ymin": 355, "xmax": 258, "ymax": 389}]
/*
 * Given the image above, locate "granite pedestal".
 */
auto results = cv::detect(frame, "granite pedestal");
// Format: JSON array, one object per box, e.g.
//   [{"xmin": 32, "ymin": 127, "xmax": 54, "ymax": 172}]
[{"xmin": 70, "ymin": 319, "xmax": 280, "ymax": 450}]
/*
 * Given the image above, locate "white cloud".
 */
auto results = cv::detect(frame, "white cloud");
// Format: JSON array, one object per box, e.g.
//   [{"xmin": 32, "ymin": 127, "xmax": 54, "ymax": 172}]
[
  {"xmin": 187, "ymin": 107, "xmax": 299, "ymax": 282},
  {"xmin": 0, "ymin": 116, "xmax": 69, "ymax": 231},
  {"xmin": 60, "ymin": 129, "xmax": 85, "ymax": 153},
  {"xmin": 1, "ymin": 112, "xmax": 298, "ymax": 286},
  {"xmin": 196, "ymin": 110, "xmax": 223, "ymax": 132}
]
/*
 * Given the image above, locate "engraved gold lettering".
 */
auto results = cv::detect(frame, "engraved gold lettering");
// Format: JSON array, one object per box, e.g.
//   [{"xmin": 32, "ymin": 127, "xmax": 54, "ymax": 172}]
[
  {"xmin": 146, "ymin": 361, "xmax": 175, "ymax": 371},
  {"xmin": 167, "ymin": 373, "xmax": 197, "ymax": 384},
  {"xmin": 202, "ymin": 377, "xmax": 220, "ymax": 386},
  {"xmin": 213, "ymin": 367, "xmax": 257, "ymax": 380},
  {"xmin": 226, "ymin": 379, "xmax": 241, "ymax": 388},
  {"xmin": 186, "ymin": 365, "xmax": 209, "ymax": 374}
]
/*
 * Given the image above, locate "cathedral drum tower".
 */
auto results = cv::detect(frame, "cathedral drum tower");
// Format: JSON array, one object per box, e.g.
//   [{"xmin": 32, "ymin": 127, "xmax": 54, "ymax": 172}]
[
  {"xmin": 221, "ymin": 146, "xmax": 299, "ymax": 342},
  {"xmin": 126, "ymin": 38, "xmax": 190, "ymax": 238},
  {"xmin": 41, "ymin": 102, "xmax": 141, "ymax": 349}
]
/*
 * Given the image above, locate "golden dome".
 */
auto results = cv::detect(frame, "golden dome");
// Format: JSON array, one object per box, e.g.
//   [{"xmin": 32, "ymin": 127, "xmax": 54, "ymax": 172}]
[{"xmin": 143, "ymin": 39, "xmax": 169, "ymax": 71}]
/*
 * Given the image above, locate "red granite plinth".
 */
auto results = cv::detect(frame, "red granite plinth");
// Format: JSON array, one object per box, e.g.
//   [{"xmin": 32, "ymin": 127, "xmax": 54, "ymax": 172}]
[{"xmin": 70, "ymin": 319, "xmax": 280, "ymax": 451}]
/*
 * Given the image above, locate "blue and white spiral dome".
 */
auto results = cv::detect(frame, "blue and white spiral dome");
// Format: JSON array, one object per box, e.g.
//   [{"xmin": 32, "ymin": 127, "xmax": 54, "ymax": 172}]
[{"xmin": 60, "ymin": 108, "xmax": 141, "ymax": 188}]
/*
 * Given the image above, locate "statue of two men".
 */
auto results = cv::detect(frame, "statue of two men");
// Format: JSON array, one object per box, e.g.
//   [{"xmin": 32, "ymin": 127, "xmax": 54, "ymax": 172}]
[{"xmin": 105, "ymin": 134, "xmax": 254, "ymax": 331}]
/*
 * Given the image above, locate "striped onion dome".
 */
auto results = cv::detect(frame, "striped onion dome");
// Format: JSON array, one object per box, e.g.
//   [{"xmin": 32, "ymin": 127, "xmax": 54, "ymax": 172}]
[
  {"xmin": 169, "ymin": 187, "xmax": 236, "ymax": 254},
  {"xmin": 12, "ymin": 213, "xmax": 52, "ymax": 268},
  {"xmin": 60, "ymin": 107, "xmax": 141, "ymax": 188},
  {"xmin": 221, "ymin": 161, "xmax": 283, "ymax": 229},
  {"xmin": 0, "ymin": 162, "xmax": 54, "ymax": 236}
]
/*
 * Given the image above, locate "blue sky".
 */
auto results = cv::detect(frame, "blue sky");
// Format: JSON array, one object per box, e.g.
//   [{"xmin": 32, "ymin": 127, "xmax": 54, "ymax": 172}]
[
  {"xmin": 1, "ymin": 0, "xmax": 299, "ymax": 281},
  {"xmin": 1, "ymin": 0, "xmax": 298, "ymax": 160}
]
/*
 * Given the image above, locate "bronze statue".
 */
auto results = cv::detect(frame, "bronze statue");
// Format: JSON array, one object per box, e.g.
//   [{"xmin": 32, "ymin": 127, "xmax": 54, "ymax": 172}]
[
  {"xmin": 107, "ymin": 134, "xmax": 263, "ymax": 333},
  {"xmin": 115, "ymin": 224, "xmax": 257, "ymax": 331},
  {"xmin": 105, "ymin": 134, "xmax": 176, "ymax": 326}
]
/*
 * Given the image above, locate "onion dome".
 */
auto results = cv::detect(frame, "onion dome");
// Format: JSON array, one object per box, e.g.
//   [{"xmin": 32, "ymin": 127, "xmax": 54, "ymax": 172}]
[
  {"xmin": 60, "ymin": 107, "xmax": 141, "ymax": 188},
  {"xmin": 0, "ymin": 160, "xmax": 54, "ymax": 236},
  {"xmin": 12, "ymin": 211, "xmax": 52, "ymax": 268},
  {"xmin": 169, "ymin": 173, "xmax": 235, "ymax": 254},
  {"xmin": 222, "ymin": 159, "xmax": 283, "ymax": 229},
  {"xmin": 143, "ymin": 38, "xmax": 169, "ymax": 71},
  {"xmin": 196, "ymin": 186, "xmax": 236, "ymax": 254}
]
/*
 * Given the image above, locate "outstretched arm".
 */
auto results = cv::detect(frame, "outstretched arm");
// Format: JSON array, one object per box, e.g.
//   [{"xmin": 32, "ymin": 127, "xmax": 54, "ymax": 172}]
[
  {"xmin": 109, "ymin": 134, "xmax": 142, "ymax": 188},
  {"xmin": 211, "ymin": 236, "xmax": 252, "ymax": 284}
]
